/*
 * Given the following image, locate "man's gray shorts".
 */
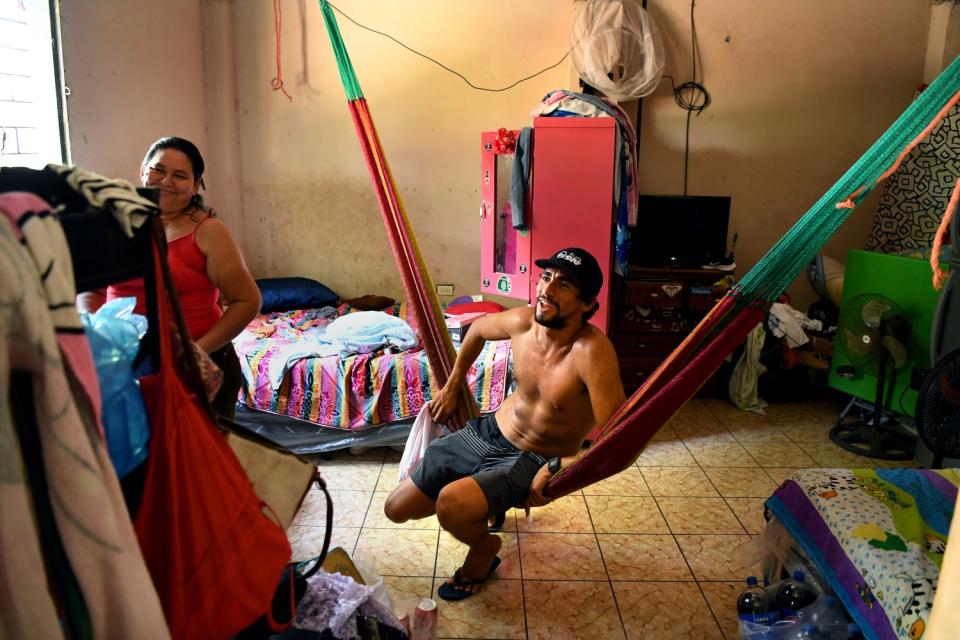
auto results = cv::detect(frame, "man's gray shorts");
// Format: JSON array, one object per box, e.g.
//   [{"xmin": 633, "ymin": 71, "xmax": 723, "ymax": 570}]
[{"xmin": 410, "ymin": 413, "xmax": 548, "ymax": 517}]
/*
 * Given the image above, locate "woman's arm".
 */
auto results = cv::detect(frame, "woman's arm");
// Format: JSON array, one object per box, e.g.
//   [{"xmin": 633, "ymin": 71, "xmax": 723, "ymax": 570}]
[{"xmin": 194, "ymin": 218, "xmax": 261, "ymax": 353}]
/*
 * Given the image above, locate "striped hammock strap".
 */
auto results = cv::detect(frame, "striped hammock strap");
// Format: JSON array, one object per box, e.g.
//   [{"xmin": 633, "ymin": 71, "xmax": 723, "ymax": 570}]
[{"xmin": 318, "ymin": 0, "xmax": 477, "ymax": 427}]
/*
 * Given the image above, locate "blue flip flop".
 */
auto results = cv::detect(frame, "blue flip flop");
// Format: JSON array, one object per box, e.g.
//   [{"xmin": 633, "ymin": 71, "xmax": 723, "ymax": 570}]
[{"xmin": 437, "ymin": 555, "xmax": 502, "ymax": 601}]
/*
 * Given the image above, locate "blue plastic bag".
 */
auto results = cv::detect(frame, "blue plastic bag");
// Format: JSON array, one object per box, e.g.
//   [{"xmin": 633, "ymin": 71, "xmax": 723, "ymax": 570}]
[{"xmin": 82, "ymin": 297, "xmax": 149, "ymax": 478}]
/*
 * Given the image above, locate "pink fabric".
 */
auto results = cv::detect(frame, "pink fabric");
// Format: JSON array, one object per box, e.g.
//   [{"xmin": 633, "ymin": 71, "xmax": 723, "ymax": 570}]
[
  {"xmin": 108, "ymin": 217, "xmax": 222, "ymax": 340},
  {"xmin": 0, "ymin": 192, "xmax": 102, "ymax": 429}
]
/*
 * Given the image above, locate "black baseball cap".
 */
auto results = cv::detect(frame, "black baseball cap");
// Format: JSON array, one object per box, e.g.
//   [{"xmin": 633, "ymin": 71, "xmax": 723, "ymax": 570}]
[{"xmin": 535, "ymin": 247, "xmax": 603, "ymax": 300}]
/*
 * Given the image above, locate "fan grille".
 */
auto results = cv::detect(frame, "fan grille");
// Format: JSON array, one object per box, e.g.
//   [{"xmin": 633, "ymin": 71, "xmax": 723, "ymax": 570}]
[{"xmin": 917, "ymin": 349, "xmax": 960, "ymax": 458}]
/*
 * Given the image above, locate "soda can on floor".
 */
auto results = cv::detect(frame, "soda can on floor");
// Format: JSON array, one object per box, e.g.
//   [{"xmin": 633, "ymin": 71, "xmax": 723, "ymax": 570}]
[{"xmin": 411, "ymin": 598, "xmax": 438, "ymax": 640}]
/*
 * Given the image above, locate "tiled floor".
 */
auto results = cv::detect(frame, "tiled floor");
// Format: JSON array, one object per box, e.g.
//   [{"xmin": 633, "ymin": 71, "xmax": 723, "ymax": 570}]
[{"xmin": 288, "ymin": 398, "xmax": 913, "ymax": 639}]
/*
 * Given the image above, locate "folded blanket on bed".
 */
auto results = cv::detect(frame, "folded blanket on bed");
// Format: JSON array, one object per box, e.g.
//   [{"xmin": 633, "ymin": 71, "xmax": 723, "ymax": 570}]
[
  {"xmin": 267, "ymin": 331, "xmax": 340, "ymax": 390},
  {"xmin": 324, "ymin": 311, "xmax": 418, "ymax": 357}
]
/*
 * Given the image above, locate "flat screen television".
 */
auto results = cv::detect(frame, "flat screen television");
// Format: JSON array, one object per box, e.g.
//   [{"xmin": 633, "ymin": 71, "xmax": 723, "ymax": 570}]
[{"xmin": 631, "ymin": 195, "xmax": 731, "ymax": 268}]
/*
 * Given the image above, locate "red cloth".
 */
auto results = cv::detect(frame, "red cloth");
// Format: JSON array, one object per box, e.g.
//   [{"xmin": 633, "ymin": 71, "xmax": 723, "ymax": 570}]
[
  {"xmin": 108, "ymin": 220, "xmax": 221, "ymax": 340},
  {"xmin": 135, "ymin": 240, "xmax": 290, "ymax": 638},
  {"xmin": 445, "ymin": 300, "xmax": 505, "ymax": 316}
]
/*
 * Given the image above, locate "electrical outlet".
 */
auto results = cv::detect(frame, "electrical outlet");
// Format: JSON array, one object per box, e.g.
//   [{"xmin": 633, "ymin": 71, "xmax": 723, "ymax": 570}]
[{"xmin": 436, "ymin": 284, "xmax": 455, "ymax": 296}]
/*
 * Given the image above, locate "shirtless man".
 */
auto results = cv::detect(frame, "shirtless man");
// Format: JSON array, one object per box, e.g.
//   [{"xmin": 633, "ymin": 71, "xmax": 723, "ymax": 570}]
[{"xmin": 383, "ymin": 247, "xmax": 625, "ymax": 601}]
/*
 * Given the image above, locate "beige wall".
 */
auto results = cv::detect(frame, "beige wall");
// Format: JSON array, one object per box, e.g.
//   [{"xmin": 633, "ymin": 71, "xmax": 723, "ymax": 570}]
[
  {"xmin": 59, "ymin": 0, "xmax": 208, "ymax": 185},
  {"xmin": 638, "ymin": 0, "xmax": 931, "ymax": 309},
  {"xmin": 60, "ymin": 0, "xmax": 942, "ymax": 310},
  {"xmin": 228, "ymin": 0, "xmax": 575, "ymax": 300}
]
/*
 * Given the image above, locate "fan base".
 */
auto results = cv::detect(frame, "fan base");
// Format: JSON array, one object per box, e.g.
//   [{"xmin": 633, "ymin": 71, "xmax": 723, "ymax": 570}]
[{"xmin": 829, "ymin": 421, "xmax": 916, "ymax": 460}]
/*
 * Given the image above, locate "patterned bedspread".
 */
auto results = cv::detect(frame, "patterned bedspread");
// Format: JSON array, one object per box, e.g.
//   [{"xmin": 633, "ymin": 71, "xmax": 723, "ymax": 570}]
[
  {"xmin": 765, "ymin": 468, "xmax": 959, "ymax": 640},
  {"xmin": 234, "ymin": 303, "xmax": 512, "ymax": 430}
]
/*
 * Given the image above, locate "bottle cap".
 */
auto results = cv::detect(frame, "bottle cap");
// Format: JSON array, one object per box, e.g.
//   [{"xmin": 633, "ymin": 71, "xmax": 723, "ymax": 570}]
[
  {"xmin": 793, "ymin": 570, "xmax": 805, "ymax": 582},
  {"xmin": 746, "ymin": 576, "xmax": 758, "ymax": 586}
]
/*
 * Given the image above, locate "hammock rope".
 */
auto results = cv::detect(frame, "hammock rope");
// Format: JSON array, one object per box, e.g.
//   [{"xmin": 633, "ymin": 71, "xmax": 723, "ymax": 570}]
[{"xmin": 317, "ymin": 0, "xmax": 960, "ymax": 496}]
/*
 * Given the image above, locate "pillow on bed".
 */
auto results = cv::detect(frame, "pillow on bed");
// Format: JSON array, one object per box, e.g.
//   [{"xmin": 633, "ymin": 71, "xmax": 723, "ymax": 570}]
[
  {"xmin": 257, "ymin": 277, "xmax": 339, "ymax": 313},
  {"xmin": 445, "ymin": 300, "xmax": 505, "ymax": 315}
]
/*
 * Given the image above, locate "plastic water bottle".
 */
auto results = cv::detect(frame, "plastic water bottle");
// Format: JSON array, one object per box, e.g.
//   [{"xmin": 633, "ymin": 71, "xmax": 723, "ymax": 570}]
[
  {"xmin": 784, "ymin": 623, "xmax": 825, "ymax": 639},
  {"xmin": 777, "ymin": 571, "xmax": 817, "ymax": 619},
  {"xmin": 738, "ymin": 576, "xmax": 779, "ymax": 626},
  {"xmin": 798, "ymin": 594, "xmax": 850, "ymax": 628}
]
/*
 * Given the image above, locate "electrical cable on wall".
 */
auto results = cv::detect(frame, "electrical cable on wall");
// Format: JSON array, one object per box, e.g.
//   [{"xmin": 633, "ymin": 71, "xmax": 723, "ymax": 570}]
[
  {"xmin": 323, "ymin": 2, "xmax": 573, "ymax": 93},
  {"xmin": 660, "ymin": 0, "xmax": 710, "ymax": 196}
]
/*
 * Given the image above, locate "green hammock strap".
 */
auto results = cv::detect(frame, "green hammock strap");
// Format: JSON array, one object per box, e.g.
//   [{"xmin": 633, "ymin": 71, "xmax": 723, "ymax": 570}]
[
  {"xmin": 739, "ymin": 56, "xmax": 960, "ymax": 300},
  {"xmin": 320, "ymin": 0, "xmax": 363, "ymax": 101}
]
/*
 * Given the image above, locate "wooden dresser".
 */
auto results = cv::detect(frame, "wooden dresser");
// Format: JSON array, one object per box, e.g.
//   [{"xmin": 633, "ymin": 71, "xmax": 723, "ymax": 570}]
[{"xmin": 611, "ymin": 266, "xmax": 735, "ymax": 394}]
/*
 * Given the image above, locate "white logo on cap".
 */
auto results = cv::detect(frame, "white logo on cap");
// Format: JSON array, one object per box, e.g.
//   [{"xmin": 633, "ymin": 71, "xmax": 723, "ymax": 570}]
[{"xmin": 556, "ymin": 250, "xmax": 582, "ymax": 266}]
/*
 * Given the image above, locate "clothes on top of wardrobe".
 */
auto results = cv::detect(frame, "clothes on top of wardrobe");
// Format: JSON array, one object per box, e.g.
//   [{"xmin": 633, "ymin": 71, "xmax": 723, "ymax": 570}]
[
  {"xmin": 509, "ymin": 126, "xmax": 533, "ymax": 230},
  {"xmin": 0, "ymin": 192, "xmax": 169, "ymax": 639},
  {"xmin": 531, "ymin": 89, "xmax": 638, "ymax": 276},
  {"xmin": 108, "ymin": 215, "xmax": 222, "ymax": 341}
]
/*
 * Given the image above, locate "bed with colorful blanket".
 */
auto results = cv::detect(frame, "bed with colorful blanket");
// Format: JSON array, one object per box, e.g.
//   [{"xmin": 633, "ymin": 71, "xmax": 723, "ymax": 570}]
[
  {"xmin": 233, "ymin": 302, "xmax": 511, "ymax": 434},
  {"xmin": 764, "ymin": 468, "xmax": 959, "ymax": 640}
]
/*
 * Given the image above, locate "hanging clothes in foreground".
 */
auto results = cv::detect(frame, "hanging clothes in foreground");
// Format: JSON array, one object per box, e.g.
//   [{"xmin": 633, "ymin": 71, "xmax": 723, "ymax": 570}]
[{"xmin": 0, "ymin": 192, "xmax": 169, "ymax": 639}]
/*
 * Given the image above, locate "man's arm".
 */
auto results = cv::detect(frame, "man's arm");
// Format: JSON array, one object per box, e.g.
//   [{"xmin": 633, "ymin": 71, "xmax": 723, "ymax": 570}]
[
  {"xmin": 579, "ymin": 335, "xmax": 627, "ymax": 430},
  {"xmin": 428, "ymin": 307, "xmax": 529, "ymax": 424}
]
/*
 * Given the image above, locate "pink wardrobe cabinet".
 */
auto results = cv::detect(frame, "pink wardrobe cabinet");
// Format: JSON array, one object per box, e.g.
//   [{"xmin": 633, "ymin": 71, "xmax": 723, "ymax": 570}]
[{"xmin": 480, "ymin": 117, "xmax": 618, "ymax": 334}]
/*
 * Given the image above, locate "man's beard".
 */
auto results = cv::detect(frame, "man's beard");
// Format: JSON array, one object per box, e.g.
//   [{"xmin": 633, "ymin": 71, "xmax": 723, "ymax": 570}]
[{"xmin": 534, "ymin": 311, "xmax": 567, "ymax": 329}]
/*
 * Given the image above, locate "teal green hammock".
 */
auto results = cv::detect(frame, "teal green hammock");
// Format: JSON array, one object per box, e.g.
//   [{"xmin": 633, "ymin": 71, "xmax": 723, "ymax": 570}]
[{"xmin": 319, "ymin": 0, "xmax": 960, "ymax": 497}]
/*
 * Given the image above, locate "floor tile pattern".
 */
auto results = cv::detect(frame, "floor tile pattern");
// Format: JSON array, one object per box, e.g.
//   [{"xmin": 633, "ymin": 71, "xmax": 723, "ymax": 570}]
[{"xmin": 290, "ymin": 398, "xmax": 912, "ymax": 638}]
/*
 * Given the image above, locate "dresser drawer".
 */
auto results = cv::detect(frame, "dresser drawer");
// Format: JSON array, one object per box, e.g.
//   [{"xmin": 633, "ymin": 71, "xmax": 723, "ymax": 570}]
[
  {"xmin": 613, "ymin": 332, "xmax": 684, "ymax": 358},
  {"xmin": 687, "ymin": 285, "xmax": 728, "ymax": 312},
  {"xmin": 618, "ymin": 355, "xmax": 666, "ymax": 390},
  {"xmin": 614, "ymin": 305, "xmax": 690, "ymax": 334},
  {"xmin": 623, "ymin": 280, "xmax": 685, "ymax": 307}
]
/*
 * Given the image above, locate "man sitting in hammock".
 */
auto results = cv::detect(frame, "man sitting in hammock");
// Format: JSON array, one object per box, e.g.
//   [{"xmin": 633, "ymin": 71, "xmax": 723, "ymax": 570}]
[{"xmin": 384, "ymin": 247, "xmax": 626, "ymax": 600}]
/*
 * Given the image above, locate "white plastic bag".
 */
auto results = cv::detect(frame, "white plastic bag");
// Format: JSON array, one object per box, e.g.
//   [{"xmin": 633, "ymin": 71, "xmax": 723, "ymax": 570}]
[
  {"xmin": 570, "ymin": 0, "xmax": 665, "ymax": 101},
  {"xmin": 398, "ymin": 404, "xmax": 442, "ymax": 482}
]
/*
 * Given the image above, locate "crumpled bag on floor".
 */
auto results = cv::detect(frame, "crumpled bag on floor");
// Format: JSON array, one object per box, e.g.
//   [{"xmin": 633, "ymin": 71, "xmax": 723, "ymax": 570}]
[{"xmin": 294, "ymin": 570, "xmax": 403, "ymax": 639}]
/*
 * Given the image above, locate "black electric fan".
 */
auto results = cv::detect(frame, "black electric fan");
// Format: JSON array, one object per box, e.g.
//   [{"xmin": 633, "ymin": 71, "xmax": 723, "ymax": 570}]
[
  {"xmin": 830, "ymin": 294, "xmax": 917, "ymax": 459},
  {"xmin": 916, "ymin": 349, "xmax": 960, "ymax": 468}
]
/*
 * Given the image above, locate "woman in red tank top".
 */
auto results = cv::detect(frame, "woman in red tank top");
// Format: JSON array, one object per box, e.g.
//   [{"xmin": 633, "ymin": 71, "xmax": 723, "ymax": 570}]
[{"xmin": 80, "ymin": 137, "xmax": 261, "ymax": 420}]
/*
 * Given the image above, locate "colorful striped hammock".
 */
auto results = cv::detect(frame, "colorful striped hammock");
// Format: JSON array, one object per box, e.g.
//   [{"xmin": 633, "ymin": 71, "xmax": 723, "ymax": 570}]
[{"xmin": 319, "ymin": 0, "xmax": 960, "ymax": 497}]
